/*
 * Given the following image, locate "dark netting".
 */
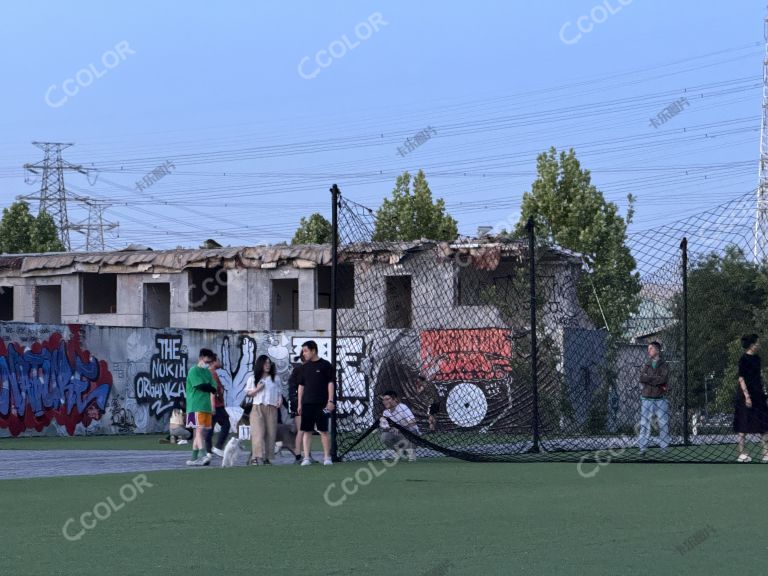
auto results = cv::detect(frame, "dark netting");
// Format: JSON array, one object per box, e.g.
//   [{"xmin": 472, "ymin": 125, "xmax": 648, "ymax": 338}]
[{"xmin": 333, "ymin": 188, "xmax": 768, "ymax": 464}]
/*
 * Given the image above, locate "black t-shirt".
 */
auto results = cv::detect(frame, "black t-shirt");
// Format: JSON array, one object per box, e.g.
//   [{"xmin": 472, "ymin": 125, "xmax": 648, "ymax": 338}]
[{"xmin": 299, "ymin": 358, "xmax": 335, "ymax": 404}]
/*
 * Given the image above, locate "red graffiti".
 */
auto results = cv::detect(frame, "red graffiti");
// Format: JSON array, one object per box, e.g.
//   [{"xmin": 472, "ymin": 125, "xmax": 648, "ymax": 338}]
[
  {"xmin": 420, "ymin": 328, "xmax": 513, "ymax": 381},
  {"xmin": 0, "ymin": 326, "xmax": 113, "ymax": 436}
]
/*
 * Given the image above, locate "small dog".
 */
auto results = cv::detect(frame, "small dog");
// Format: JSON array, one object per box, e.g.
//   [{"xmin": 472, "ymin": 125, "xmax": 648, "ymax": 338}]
[
  {"xmin": 221, "ymin": 436, "xmax": 250, "ymax": 467},
  {"xmin": 221, "ymin": 419, "xmax": 298, "ymax": 467},
  {"xmin": 275, "ymin": 422, "xmax": 298, "ymax": 457}
]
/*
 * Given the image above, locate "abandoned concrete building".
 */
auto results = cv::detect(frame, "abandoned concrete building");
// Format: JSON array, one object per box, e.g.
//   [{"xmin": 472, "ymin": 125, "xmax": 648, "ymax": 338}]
[{"xmin": 0, "ymin": 240, "xmax": 588, "ymax": 333}]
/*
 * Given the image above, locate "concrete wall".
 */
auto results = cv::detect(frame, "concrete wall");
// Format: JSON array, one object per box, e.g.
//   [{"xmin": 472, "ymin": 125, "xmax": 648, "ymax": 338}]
[
  {"xmin": 0, "ymin": 322, "xmax": 344, "ymax": 438},
  {"xmin": 0, "ymin": 321, "xmax": 583, "ymax": 440}
]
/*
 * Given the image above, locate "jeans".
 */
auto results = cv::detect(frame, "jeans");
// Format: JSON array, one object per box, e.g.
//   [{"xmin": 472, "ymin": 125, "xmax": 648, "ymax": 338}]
[
  {"xmin": 638, "ymin": 398, "xmax": 670, "ymax": 451},
  {"xmin": 205, "ymin": 406, "xmax": 231, "ymax": 453}
]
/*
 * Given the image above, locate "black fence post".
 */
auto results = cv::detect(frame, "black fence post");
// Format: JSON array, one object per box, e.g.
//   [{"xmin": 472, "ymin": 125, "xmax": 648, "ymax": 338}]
[
  {"xmin": 330, "ymin": 183, "xmax": 340, "ymax": 461},
  {"xmin": 526, "ymin": 217, "xmax": 541, "ymax": 453},
  {"xmin": 680, "ymin": 237, "xmax": 689, "ymax": 446}
]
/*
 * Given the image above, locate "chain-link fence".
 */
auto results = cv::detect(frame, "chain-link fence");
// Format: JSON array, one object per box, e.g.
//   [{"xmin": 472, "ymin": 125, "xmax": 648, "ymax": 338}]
[{"xmin": 331, "ymin": 188, "xmax": 768, "ymax": 464}]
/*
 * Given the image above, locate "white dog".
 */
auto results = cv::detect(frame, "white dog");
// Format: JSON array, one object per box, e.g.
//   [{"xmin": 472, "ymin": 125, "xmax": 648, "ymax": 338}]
[{"xmin": 221, "ymin": 436, "xmax": 250, "ymax": 467}]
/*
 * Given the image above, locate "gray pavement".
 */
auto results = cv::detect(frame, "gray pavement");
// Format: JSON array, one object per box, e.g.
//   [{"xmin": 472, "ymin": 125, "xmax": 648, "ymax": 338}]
[{"xmin": 0, "ymin": 448, "xmax": 316, "ymax": 480}]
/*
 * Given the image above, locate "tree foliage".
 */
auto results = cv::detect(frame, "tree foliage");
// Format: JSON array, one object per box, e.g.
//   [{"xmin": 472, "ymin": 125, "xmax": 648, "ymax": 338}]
[
  {"xmin": 684, "ymin": 246, "xmax": 768, "ymax": 412},
  {"xmin": 292, "ymin": 213, "xmax": 332, "ymax": 245},
  {"xmin": 372, "ymin": 170, "xmax": 458, "ymax": 242},
  {"xmin": 0, "ymin": 201, "xmax": 64, "ymax": 254},
  {"xmin": 515, "ymin": 148, "xmax": 640, "ymax": 335}
]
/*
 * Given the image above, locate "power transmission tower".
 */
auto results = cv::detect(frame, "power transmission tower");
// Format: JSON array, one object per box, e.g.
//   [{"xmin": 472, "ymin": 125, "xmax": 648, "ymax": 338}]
[
  {"xmin": 755, "ymin": 11, "xmax": 768, "ymax": 261},
  {"xmin": 69, "ymin": 198, "xmax": 119, "ymax": 251},
  {"xmin": 22, "ymin": 142, "xmax": 89, "ymax": 251}
]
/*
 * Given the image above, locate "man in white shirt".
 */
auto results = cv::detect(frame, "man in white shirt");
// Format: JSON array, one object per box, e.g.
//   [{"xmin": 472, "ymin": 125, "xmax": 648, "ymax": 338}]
[{"xmin": 379, "ymin": 390, "xmax": 418, "ymax": 461}]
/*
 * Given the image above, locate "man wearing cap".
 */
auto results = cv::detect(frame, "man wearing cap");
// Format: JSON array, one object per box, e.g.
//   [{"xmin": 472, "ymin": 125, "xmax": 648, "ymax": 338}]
[{"xmin": 637, "ymin": 341, "xmax": 670, "ymax": 454}]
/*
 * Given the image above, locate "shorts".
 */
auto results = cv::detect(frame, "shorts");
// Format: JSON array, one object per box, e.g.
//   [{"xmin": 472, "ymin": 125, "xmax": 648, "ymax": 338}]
[
  {"xmin": 300, "ymin": 403, "xmax": 329, "ymax": 433},
  {"xmin": 428, "ymin": 402, "xmax": 440, "ymax": 416},
  {"xmin": 186, "ymin": 411, "xmax": 213, "ymax": 429}
]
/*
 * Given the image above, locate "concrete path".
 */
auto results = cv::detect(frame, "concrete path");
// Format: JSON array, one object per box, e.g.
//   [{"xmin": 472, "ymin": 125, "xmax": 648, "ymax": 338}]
[{"xmin": 0, "ymin": 448, "xmax": 320, "ymax": 480}]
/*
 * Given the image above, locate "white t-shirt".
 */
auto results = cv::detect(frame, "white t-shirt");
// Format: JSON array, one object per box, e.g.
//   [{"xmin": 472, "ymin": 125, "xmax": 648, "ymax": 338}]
[
  {"xmin": 381, "ymin": 403, "xmax": 419, "ymax": 434},
  {"xmin": 247, "ymin": 374, "xmax": 283, "ymax": 406}
]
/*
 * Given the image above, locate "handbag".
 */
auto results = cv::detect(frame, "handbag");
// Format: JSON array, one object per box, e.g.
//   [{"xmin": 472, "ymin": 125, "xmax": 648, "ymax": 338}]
[{"xmin": 239, "ymin": 395, "xmax": 253, "ymax": 421}]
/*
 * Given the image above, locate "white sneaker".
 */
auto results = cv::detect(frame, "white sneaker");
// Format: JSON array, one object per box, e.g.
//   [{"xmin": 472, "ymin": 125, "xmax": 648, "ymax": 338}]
[
  {"xmin": 301, "ymin": 458, "xmax": 312, "ymax": 466},
  {"xmin": 737, "ymin": 453, "xmax": 752, "ymax": 463},
  {"xmin": 323, "ymin": 457, "xmax": 333, "ymax": 466},
  {"xmin": 201, "ymin": 454, "xmax": 212, "ymax": 466},
  {"xmin": 212, "ymin": 447, "xmax": 225, "ymax": 458},
  {"xmin": 274, "ymin": 441, "xmax": 283, "ymax": 455},
  {"xmin": 177, "ymin": 439, "xmax": 188, "ymax": 445}
]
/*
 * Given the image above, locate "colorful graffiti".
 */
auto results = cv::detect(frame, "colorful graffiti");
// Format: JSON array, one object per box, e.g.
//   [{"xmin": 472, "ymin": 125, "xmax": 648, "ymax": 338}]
[
  {"xmin": 418, "ymin": 328, "xmax": 522, "ymax": 431},
  {"xmin": 133, "ymin": 334, "xmax": 188, "ymax": 417},
  {"xmin": 0, "ymin": 329, "xmax": 113, "ymax": 436}
]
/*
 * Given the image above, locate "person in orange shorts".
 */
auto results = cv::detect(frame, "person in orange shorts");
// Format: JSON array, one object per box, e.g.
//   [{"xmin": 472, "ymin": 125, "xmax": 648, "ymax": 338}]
[{"xmin": 185, "ymin": 348, "xmax": 217, "ymax": 466}]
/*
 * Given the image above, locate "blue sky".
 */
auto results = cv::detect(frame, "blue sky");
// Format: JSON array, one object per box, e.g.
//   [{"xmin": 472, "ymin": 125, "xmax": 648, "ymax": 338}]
[{"xmin": 0, "ymin": 0, "xmax": 763, "ymax": 250}]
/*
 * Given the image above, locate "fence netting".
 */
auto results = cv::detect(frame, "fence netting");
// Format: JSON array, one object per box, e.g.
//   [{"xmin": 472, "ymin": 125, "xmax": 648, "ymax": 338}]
[{"xmin": 333, "ymin": 190, "xmax": 768, "ymax": 464}]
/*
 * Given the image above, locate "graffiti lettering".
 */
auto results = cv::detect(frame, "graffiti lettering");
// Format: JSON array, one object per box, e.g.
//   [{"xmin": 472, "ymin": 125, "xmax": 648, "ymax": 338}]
[
  {"xmin": 133, "ymin": 334, "xmax": 187, "ymax": 417},
  {"xmin": 0, "ymin": 331, "xmax": 112, "ymax": 436}
]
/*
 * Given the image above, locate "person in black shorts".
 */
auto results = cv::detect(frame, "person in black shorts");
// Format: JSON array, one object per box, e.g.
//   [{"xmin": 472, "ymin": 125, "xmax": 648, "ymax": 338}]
[{"xmin": 297, "ymin": 340, "xmax": 336, "ymax": 466}]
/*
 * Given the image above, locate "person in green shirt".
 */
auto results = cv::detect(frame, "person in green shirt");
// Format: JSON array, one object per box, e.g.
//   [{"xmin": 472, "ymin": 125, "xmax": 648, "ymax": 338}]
[{"xmin": 185, "ymin": 348, "xmax": 217, "ymax": 466}]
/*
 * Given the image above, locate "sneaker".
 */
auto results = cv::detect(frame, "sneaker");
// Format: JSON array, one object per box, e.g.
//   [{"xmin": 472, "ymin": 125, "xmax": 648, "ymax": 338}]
[
  {"xmin": 177, "ymin": 439, "xmax": 188, "ymax": 445},
  {"xmin": 212, "ymin": 447, "xmax": 225, "ymax": 458},
  {"xmin": 301, "ymin": 458, "xmax": 312, "ymax": 466},
  {"xmin": 407, "ymin": 450, "xmax": 417, "ymax": 462},
  {"xmin": 263, "ymin": 460, "xmax": 272, "ymax": 465},
  {"xmin": 274, "ymin": 441, "xmax": 283, "ymax": 455},
  {"xmin": 201, "ymin": 454, "xmax": 212, "ymax": 466},
  {"xmin": 762, "ymin": 455, "xmax": 768, "ymax": 463},
  {"xmin": 738, "ymin": 453, "xmax": 752, "ymax": 463},
  {"xmin": 295, "ymin": 454, "xmax": 303, "ymax": 463},
  {"xmin": 251, "ymin": 457, "xmax": 264, "ymax": 466},
  {"xmin": 323, "ymin": 457, "xmax": 333, "ymax": 466},
  {"xmin": 185, "ymin": 458, "xmax": 198, "ymax": 466}
]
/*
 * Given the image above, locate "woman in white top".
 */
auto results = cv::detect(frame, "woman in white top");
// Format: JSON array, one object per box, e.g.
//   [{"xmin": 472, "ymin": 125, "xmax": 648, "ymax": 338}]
[{"xmin": 245, "ymin": 355, "xmax": 282, "ymax": 465}]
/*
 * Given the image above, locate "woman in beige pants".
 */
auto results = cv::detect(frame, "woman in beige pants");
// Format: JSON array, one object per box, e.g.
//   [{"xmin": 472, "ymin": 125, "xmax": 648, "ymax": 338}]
[{"xmin": 246, "ymin": 355, "xmax": 282, "ymax": 465}]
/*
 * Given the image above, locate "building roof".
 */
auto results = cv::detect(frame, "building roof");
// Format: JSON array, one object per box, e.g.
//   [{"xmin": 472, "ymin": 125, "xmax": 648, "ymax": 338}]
[{"xmin": 0, "ymin": 239, "xmax": 582, "ymax": 277}]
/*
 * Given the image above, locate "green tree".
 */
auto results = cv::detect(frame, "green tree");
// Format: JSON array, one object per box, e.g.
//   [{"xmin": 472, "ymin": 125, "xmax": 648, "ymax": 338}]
[
  {"xmin": 0, "ymin": 201, "xmax": 64, "ymax": 254},
  {"xmin": 684, "ymin": 246, "xmax": 767, "ymax": 412},
  {"xmin": 515, "ymin": 148, "xmax": 640, "ymax": 335},
  {"xmin": 372, "ymin": 170, "xmax": 458, "ymax": 241},
  {"xmin": 292, "ymin": 213, "xmax": 332, "ymax": 245},
  {"xmin": 31, "ymin": 211, "xmax": 65, "ymax": 252}
]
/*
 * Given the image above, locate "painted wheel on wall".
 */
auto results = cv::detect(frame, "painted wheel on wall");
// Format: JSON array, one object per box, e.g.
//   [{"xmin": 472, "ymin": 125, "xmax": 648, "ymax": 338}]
[{"xmin": 446, "ymin": 382, "xmax": 488, "ymax": 427}]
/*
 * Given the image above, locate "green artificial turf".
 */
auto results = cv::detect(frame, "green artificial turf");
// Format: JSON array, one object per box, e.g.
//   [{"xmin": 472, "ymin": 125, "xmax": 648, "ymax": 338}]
[
  {"xmin": 1, "ymin": 459, "xmax": 763, "ymax": 575},
  {"xmin": 0, "ymin": 434, "xmax": 188, "ymax": 451}
]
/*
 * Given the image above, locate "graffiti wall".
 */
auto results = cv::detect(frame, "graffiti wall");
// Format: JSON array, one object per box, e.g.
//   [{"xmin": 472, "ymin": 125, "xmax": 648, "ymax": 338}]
[
  {"xmin": 0, "ymin": 325, "xmax": 113, "ymax": 437},
  {"xmin": 0, "ymin": 322, "xmax": 530, "ymax": 438}
]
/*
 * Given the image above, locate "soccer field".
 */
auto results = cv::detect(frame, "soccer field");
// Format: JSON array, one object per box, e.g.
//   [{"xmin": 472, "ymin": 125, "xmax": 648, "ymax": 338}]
[{"xmin": 1, "ymin": 437, "xmax": 763, "ymax": 576}]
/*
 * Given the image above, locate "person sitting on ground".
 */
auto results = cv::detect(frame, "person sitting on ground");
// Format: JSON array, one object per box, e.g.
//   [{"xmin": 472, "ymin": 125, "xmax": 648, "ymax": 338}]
[
  {"xmin": 379, "ymin": 390, "xmax": 419, "ymax": 462},
  {"xmin": 169, "ymin": 397, "xmax": 191, "ymax": 445}
]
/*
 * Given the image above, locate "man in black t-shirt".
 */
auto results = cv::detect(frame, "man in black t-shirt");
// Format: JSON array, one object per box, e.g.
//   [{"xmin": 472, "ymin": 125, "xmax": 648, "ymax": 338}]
[{"xmin": 297, "ymin": 340, "xmax": 336, "ymax": 466}]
